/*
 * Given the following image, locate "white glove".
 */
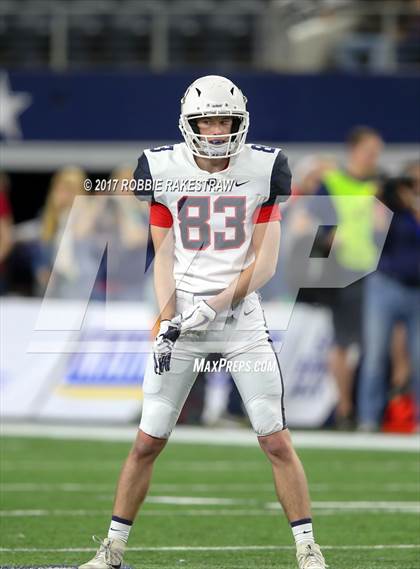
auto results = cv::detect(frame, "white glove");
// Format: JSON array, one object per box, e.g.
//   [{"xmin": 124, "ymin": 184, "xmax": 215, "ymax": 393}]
[
  {"xmin": 153, "ymin": 320, "xmax": 180, "ymax": 375},
  {"xmin": 172, "ymin": 300, "xmax": 217, "ymax": 335}
]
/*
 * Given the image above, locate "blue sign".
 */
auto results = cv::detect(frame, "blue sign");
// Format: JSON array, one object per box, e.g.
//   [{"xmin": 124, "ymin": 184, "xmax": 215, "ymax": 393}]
[{"xmin": 2, "ymin": 70, "xmax": 419, "ymax": 142}]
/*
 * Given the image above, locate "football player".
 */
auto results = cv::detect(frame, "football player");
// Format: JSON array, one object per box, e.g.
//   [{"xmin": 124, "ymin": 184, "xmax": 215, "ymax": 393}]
[{"xmin": 79, "ymin": 76, "xmax": 327, "ymax": 569}]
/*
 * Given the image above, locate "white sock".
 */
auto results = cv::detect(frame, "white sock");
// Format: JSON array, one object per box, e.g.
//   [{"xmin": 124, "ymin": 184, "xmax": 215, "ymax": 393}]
[
  {"xmin": 290, "ymin": 518, "xmax": 315, "ymax": 545},
  {"xmin": 108, "ymin": 515, "xmax": 133, "ymax": 544}
]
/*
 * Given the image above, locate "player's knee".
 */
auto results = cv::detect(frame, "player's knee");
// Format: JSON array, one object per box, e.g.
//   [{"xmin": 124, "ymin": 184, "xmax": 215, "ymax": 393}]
[
  {"xmin": 258, "ymin": 430, "xmax": 294, "ymax": 463},
  {"xmin": 246, "ymin": 396, "xmax": 284, "ymax": 437},
  {"xmin": 139, "ymin": 397, "xmax": 179, "ymax": 440},
  {"xmin": 130, "ymin": 431, "xmax": 167, "ymax": 463}
]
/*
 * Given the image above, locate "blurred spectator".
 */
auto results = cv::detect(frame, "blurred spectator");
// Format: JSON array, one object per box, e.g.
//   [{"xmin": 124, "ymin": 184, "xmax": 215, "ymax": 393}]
[
  {"xmin": 335, "ymin": 7, "xmax": 394, "ymax": 72},
  {"xmin": 292, "ymin": 155, "xmax": 337, "ymax": 197},
  {"xmin": 34, "ymin": 166, "xmax": 86, "ymax": 296},
  {"xmin": 0, "ymin": 173, "xmax": 14, "ymax": 295},
  {"xmin": 272, "ymin": 155, "xmax": 337, "ymax": 304},
  {"xmin": 358, "ymin": 174, "xmax": 420, "ymax": 431},
  {"xmin": 385, "ymin": 162, "xmax": 420, "ymax": 416},
  {"xmin": 405, "ymin": 159, "xmax": 420, "ymax": 190},
  {"xmin": 72, "ymin": 166, "xmax": 150, "ymax": 301},
  {"xmin": 201, "ymin": 357, "xmax": 249, "ymax": 429},
  {"xmin": 310, "ymin": 126, "xmax": 384, "ymax": 429},
  {"xmin": 397, "ymin": 0, "xmax": 420, "ymax": 68},
  {"xmin": 390, "ymin": 323, "xmax": 411, "ymax": 396}
]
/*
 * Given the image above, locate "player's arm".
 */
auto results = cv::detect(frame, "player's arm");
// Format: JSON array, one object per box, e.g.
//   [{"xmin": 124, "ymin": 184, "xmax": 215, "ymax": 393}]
[
  {"xmin": 150, "ymin": 224, "xmax": 176, "ymax": 322},
  {"xmin": 174, "ymin": 149, "xmax": 290, "ymax": 332},
  {"xmin": 207, "ymin": 220, "xmax": 280, "ymax": 313},
  {"xmin": 0, "ymin": 216, "xmax": 13, "ymax": 262},
  {"xmin": 134, "ymin": 151, "xmax": 180, "ymax": 373},
  {"xmin": 150, "ymin": 223, "xmax": 180, "ymax": 374},
  {"xmin": 133, "ymin": 151, "xmax": 176, "ymax": 322},
  {"xmin": 208, "ymin": 148, "xmax": 290, "ymax": 313},
  {"xmin": 172, "ymin": 221, "xmax": 280, "ymax": 332}
]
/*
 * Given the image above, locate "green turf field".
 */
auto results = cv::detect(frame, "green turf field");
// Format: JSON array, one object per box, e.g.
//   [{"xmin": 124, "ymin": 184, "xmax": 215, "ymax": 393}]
[{"xmin": 1, "ymin": 436, "xmax": 419, "ymax": 568}]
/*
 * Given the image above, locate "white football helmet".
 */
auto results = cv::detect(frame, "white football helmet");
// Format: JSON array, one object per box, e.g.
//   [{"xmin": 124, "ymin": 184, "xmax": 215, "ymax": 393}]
[{"xmin": 179, "ymin": 75, "xmax": 249, "ymax": 159}]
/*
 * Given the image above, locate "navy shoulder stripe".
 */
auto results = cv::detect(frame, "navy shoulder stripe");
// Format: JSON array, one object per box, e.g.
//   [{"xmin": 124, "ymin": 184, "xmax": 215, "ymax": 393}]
[
  {"xmin": 133, "ymin": 152, "xmax": 152, "ymax": 200},
  {"xmin": 265, "ymin": 150, "xmax": 292, "ymax": 206}
]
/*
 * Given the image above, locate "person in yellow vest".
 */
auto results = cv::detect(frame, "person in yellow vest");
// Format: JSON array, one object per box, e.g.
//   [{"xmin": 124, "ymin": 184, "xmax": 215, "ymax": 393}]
[{"xmin": 314, "ymin": 126, "xmax": 384, "ymax": 429}]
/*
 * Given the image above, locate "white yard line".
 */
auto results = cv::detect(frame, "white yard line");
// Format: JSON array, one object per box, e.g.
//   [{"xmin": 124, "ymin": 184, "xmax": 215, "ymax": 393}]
[
  {"xmin": 1, "ymin": 481, "xmax": 418, "ymax": 493},
  {"xmin": 1, "ymin": 499, "xmax": 419, "ymax": 516},
  {"xmin": 147, "ymin": 497, "xmax": 420, "ymax": 512},
  {"xmin": 2, "ymin": 422, "xmax": 419, "ymax": 452},
  {"xmin": 0, "ymin": 509, "xmax": 279, "ymax": 518},
  {"xmin": 147, "ymin": 496, "xmax": 245, "ymax": 505},
  {"xmin": 0, "ymin": 460, "xmax": 265, "ymax": 472},
  {"xmin": 0, "ymin": 509, "xmax": 417, "ymax": 517},
  {"xmin": 268, "ymin": 501, "xmax": 420, "ymax": 512},
  {"xmin": 0, "ymin": 544, "xmax": 418, "ymax": 553},
  {"xmin": 1, "ymin": 458, "xmax": 418, "ymax": 473}
]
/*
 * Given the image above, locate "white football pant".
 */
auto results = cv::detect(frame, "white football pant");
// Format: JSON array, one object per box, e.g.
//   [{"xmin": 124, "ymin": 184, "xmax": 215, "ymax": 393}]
[{"xmin": 140, "ymin": 290, "xmax": 286, "ymax": 438}]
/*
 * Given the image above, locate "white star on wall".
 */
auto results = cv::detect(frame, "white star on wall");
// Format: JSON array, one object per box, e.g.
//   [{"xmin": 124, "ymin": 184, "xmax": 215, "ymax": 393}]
[{"xmin": 0, "ymin": 72, "xmax": 32, "ymax": 140}]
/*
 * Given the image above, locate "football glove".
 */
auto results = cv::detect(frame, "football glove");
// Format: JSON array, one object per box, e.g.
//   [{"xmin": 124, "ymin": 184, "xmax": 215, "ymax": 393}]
[
  {"xmin": 172, "ymin": 300, "xmax": 217, "ymax": 335},
  {"xmin": 153, "ymin": 320, "xmax": 181, "ymax": 375}
]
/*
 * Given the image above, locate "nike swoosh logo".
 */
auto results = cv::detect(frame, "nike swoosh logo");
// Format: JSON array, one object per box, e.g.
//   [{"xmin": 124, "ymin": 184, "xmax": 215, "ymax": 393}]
[
  {"xmin": 244, "ymin": 308, "xmax": 256, "ymax": 316},
  {"xmin": 301, "ymin": 530, "xmax": 312, "ymax": 534},
  {"xmin": 235, "ymin": 180, "xmax": 250, "ymax": 187}
]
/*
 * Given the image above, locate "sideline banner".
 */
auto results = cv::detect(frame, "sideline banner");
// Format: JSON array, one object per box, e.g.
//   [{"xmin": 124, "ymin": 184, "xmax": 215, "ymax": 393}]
[
  {"xmin": 1, "ymin": 298, "xmax": 155, "ymax": 422},
  {"xmin": 1, "ymin": 298, "xmax": 337, "ymax": 426}
]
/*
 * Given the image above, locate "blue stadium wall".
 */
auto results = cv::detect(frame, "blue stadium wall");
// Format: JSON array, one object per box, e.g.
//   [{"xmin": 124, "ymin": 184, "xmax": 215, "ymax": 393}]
[{"xmin": 4, "ymin": 71, "xmax": 420, "ymax": 143}]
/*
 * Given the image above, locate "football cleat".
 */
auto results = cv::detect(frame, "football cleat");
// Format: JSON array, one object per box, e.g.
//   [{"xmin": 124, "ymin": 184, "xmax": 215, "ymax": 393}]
[
  {"xmin": 78, "ymin": 536, "xmax": 125, "ymax": 569},
  {"xmin": 296, "ymin": 542, "xmax": 328, "ymax": 569}
]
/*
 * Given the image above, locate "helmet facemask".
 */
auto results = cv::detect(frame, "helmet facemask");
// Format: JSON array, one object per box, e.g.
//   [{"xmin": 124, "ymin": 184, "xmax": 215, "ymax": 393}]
[{"xmin": 179, "ymin": 110, "xmax": 249, "ymax": 159}]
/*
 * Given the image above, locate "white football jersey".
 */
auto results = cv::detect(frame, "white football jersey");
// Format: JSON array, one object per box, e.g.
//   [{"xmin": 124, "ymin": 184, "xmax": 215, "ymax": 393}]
[{"xmin": 134, "ymin": 142, "xmax": 291, "ymax": 293}]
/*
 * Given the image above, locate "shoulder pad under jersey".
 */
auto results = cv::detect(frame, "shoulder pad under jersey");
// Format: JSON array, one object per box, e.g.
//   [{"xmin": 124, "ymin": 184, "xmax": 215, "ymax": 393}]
[{"xmin": 239, "ymin": 144, "xmax": 291, "ymax": 205}]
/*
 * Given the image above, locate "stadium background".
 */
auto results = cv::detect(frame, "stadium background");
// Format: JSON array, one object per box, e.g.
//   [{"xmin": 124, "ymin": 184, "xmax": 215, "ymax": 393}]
[{"xmin": 1, "ymin": 1, "xmax": 419, "ymax": 568}]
